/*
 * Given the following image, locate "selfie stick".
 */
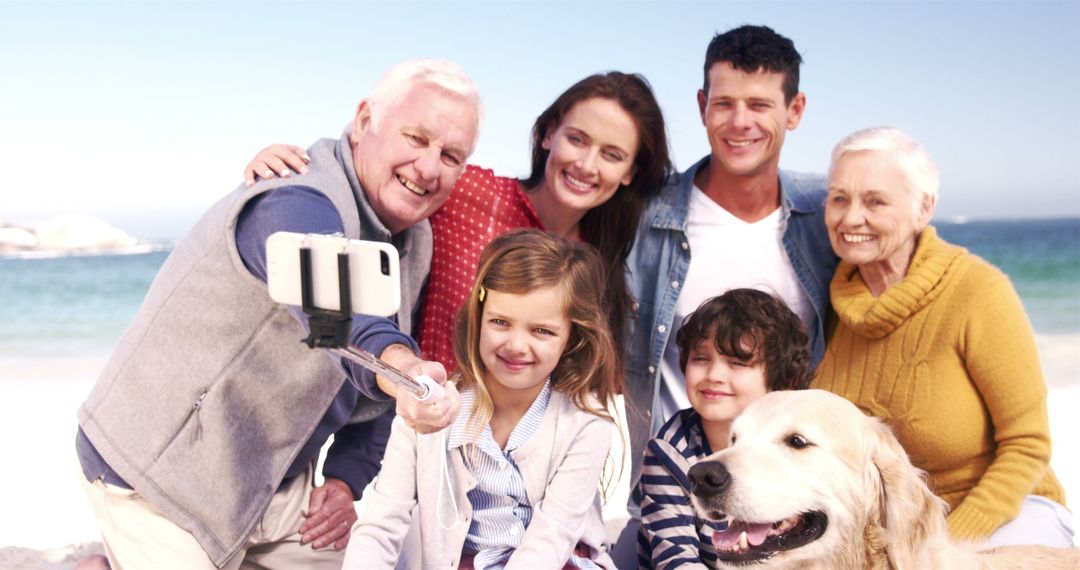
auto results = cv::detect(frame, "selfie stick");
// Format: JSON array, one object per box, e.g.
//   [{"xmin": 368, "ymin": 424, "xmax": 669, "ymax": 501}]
[{"xmin": 297, "ymin": 246, "xmax": 443, "ymax": 403}]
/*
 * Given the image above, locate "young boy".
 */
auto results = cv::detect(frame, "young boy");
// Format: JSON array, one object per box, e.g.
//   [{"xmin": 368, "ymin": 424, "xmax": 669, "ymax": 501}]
[{"xmin": 636, "ymin": 288, "xmax": 812, "ymax": 568}]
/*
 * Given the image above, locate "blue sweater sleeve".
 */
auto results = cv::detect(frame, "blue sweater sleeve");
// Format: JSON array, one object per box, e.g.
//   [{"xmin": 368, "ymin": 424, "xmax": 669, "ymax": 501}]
[
  {"xmin": 322, "ymin": 407, "xmax": 396, "ymax": 499},
  {"xmin": 235, "ymin": 185, "xmax": 418, "ymax": 402}
]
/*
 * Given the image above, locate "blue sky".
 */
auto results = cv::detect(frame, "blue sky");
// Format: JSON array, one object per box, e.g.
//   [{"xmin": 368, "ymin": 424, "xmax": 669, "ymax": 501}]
[{"xmin": 2, "ymin": 0, "xmax": 1077, "ymax": 239}]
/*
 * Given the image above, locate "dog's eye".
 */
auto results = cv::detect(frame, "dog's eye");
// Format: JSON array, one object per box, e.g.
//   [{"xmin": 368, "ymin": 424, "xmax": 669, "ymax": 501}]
[
  {"xmin": 786, "ymin": 434, "xmax": 810, "ymax": 449},
  {"xmin": 729, "ymin": 435, "xmax": 737, "ymax": 446}
]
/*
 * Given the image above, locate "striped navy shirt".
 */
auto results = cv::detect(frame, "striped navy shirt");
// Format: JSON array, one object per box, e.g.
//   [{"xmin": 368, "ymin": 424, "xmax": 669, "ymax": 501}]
[
  {"xmin": 447, "ymin": 381, "xmax": 598, "ymax": 569},
  {"xmin": 637, "ymin": 408, "xmax": 728, "ymax": 568}
]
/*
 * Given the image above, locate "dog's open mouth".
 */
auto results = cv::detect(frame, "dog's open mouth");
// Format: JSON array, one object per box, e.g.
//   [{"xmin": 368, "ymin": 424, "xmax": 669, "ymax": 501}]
[{"xmin": 711, "ymin": 511, "xmax": 827, "ymax": 564}]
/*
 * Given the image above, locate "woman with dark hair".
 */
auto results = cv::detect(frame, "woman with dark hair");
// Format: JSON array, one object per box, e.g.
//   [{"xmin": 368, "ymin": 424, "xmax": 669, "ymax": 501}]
[{"xmin": 245, "ymin": 72, "xmax": 672, "ymax": 375}]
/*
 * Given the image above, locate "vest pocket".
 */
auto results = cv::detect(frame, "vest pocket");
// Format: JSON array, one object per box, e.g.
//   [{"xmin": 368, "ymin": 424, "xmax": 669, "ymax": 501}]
[
  {"xmin": 156, "ymin": 389, "xmax": 209, "ymax": 459},
  {"xmin": 190, "ymin": 390, "xmax": 208, "ymax": 442}
]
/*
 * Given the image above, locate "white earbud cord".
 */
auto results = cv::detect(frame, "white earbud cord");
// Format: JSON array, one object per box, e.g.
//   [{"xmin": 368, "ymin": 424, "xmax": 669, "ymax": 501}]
[{"xmin": 436, "ymin": 428, "xmax": 459, "ymax": 530}]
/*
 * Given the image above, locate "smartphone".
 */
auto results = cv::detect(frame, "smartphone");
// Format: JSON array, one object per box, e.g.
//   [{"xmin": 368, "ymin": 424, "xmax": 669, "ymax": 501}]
[{"xmin": 265, "ymin": 231, "xmax": 400, "ymax": 317}]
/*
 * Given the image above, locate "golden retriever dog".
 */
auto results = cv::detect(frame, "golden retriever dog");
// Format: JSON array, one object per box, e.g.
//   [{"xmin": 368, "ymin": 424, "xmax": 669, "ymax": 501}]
[{"xmin": 686, "ymin": 389, "xmax": 1077, "ymax": 569}]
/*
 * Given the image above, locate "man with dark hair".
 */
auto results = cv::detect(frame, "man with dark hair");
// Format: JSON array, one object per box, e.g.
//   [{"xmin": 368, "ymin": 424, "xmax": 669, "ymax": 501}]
[{"xmin": 620, "ymin": 25, "xmax": 837, "ymax": 552}]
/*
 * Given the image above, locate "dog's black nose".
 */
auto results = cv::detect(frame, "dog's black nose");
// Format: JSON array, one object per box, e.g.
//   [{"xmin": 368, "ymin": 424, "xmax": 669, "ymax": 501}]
[{"xmin": 688, "ymin": 461, "xmax": 731, "ymax": 498}]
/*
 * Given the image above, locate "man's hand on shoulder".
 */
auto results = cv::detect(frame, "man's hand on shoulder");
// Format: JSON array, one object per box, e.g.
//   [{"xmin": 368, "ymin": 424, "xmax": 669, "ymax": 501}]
[{"xmin": 378, "ymin": 344, "xmax": 461, "ymax": 434}]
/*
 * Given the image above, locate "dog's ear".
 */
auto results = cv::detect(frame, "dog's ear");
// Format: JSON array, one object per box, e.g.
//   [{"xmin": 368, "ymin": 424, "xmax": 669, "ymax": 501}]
[{"xmin": 864, "ymin": 417, "xmax": 948, "ymax": 569}]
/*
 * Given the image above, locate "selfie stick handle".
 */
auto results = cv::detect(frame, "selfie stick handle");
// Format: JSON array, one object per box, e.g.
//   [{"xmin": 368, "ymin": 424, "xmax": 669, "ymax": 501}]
[
  {"xmin": 331, "ymin": 346, "xmax": 444, "ymax": 403},
  {"xmin": 298, "ymin": 245, "xmax": 444, "ymax": 403}
]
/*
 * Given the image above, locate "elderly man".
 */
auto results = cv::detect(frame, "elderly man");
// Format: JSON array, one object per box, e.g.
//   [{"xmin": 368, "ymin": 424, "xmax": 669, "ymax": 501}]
[{"xmin": 75, "ymin": 59, "xmax": 481, "ymax": 569}]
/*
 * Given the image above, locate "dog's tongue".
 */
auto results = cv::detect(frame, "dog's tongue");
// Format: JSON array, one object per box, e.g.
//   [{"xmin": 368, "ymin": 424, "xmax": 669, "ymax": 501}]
[{"xmin": 712, "ymin": 521, "xmax": 772, "ymax": 548}]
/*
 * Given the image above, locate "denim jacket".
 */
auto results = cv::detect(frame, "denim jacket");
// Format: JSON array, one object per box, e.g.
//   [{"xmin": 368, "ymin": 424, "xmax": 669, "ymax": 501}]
[{"xmin": 623, "ymin": 156, "xmax": 837, "ymax": 506}]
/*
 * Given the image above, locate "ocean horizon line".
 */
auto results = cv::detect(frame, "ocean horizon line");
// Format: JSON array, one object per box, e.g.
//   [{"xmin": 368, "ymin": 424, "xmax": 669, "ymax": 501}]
[
  {"xmin": 5, "ymin": 209, "xmax": 1079, "ymax": 243},
  {"xmin": 102, "ymin": 213, "xmax": 1080, "ymax": 243},
  {"xmin": 5, "ymin": 214, "xmax": 1074, "ymax": 249}
]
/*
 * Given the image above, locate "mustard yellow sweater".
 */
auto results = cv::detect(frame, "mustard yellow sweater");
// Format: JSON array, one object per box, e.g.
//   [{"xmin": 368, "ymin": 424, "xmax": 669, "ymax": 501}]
[{"xmin": 813, "ymin": 226, "xmax": 1065, "ymax": 541}]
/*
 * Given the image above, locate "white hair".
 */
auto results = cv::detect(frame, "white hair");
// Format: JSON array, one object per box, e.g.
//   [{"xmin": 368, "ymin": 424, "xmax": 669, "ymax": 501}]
[
  {"xmin": 367, "ymin": 58, "xmax": 483, "ymax": 132},
  {"xmin": 829, "ymin": 127, "xmax": 939, "ymax": 203}
]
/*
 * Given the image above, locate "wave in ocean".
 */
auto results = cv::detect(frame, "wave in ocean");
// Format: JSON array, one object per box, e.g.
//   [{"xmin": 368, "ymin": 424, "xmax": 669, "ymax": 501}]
[{"xmin": 0, "ymin": 242, "xmax": 173, "ymax": 260}]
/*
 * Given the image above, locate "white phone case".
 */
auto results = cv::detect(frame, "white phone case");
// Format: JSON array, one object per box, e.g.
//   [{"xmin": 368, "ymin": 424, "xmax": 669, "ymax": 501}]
[{"xmin": 265, "ymin": 231, "xmax": 400, "ymax": 318}]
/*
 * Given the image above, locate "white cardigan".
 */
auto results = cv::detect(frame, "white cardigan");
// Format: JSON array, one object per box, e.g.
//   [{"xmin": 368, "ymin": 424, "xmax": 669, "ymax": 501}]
[{"xmin": 345, "ymin": 389, "xmax": 616, "ymax": 569}]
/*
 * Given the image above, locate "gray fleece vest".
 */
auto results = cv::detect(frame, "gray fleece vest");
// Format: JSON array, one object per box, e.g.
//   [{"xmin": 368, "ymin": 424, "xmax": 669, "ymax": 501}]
[{"xmin": 77, "ymin": 134, "xmax": 431, "ymax": 567}]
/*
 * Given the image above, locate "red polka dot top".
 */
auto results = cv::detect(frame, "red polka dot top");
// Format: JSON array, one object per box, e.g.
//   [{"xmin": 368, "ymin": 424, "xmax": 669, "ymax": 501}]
[{"xmin": 419, "ymin": 165, "xmax": 543, "ymax": 373}]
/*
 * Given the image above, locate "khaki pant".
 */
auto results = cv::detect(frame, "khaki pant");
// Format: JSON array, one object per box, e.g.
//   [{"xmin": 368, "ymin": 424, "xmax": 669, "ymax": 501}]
[{"xmin": 81, "ymin": 466, "xmax": 346, "ymax": 570}]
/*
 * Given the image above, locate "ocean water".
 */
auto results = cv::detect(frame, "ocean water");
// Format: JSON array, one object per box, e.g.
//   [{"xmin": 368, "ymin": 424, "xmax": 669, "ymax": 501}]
[
  {"xmin": 0, "ymin": 250, "xmax": 171, "ymax": 358},
  {"xmin": 936, "ymin": 218, "xmax": 1080, "ymax": 335},
  {"xmin": 1, "ymin": 218, "xmax": 1077, "ymax": 367}
]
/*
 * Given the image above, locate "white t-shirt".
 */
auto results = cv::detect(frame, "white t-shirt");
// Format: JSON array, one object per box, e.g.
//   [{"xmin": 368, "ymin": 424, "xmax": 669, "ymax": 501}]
[{"xmin": 656, "ymin": 184, "xmax": 815, "ymax": 425}]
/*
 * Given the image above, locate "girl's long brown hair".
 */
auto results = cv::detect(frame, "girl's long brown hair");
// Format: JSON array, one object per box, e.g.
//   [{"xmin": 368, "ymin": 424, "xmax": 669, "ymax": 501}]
[{"xmin": 453, "ymin": 229, "xmax": 621, "ymax": 442}]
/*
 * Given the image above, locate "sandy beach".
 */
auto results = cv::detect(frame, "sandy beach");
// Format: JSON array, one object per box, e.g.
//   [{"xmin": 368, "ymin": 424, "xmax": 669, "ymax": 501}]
[{"xmin": 1, "ymin": 334, "xmax": 1076, "ymax": 568}]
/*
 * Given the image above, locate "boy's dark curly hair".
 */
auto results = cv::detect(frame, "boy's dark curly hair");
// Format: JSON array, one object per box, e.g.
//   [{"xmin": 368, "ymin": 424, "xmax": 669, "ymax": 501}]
[{"xmin": 675, "ymin": 288, "xmax": 811, "ymax": 392}]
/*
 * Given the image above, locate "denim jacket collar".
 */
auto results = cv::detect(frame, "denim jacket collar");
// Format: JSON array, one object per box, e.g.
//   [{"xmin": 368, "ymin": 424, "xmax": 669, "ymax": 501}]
[
  {"xmin": 779, "ymin": 169, "xmax": 826, "ymax": 216},
  {"xmin": 647, "ymin": 155, "xmax": 819, "ymax": 232}
]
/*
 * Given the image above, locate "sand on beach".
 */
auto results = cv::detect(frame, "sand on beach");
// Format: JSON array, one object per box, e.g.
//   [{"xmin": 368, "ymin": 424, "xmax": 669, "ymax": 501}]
[{"xmin": 1, "ymin": 337, "xmax": 1076, "ymax": 568}]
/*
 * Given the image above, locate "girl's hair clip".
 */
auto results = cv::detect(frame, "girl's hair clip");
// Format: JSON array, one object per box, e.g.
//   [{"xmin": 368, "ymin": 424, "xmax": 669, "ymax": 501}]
[{"xmin": 478, "ymin": 285, "xmax": 486, "ymax": 303}]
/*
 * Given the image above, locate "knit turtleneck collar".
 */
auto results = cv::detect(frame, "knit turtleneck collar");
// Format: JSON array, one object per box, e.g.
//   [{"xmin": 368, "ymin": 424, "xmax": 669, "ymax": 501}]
[{"xmin": 830, "ymin": 226, "xmax": 967, "ymax": 339}]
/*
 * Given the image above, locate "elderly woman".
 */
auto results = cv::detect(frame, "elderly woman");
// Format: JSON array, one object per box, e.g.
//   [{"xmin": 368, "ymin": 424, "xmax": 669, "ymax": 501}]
[{"xmin": 811, "ymin": 127, "xmax": 1071, "ymax": 547}]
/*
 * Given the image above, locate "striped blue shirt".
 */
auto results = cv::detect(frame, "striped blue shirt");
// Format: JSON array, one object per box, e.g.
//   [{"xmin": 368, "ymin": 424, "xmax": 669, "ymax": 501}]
[
  {"xmin": 447, "ymin": 381, "xmax": 598, "ymax": 569},
  {"xmin": 637, "ymin": 408, "xmax": 728, "ymax": 569}
]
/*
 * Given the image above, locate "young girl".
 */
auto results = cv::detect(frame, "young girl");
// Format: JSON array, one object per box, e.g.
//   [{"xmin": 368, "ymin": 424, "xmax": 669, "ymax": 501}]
[
  {"xmin": 243, "ymin": 72, "xmax": 672, "ymax": 375},
  {"xmin": 343, "ymin": 229, "xmax": 620, "ymax": 569},
  {"xmin": 636, "ymin": 289, "xmax": 812, "ymax": 568}
]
